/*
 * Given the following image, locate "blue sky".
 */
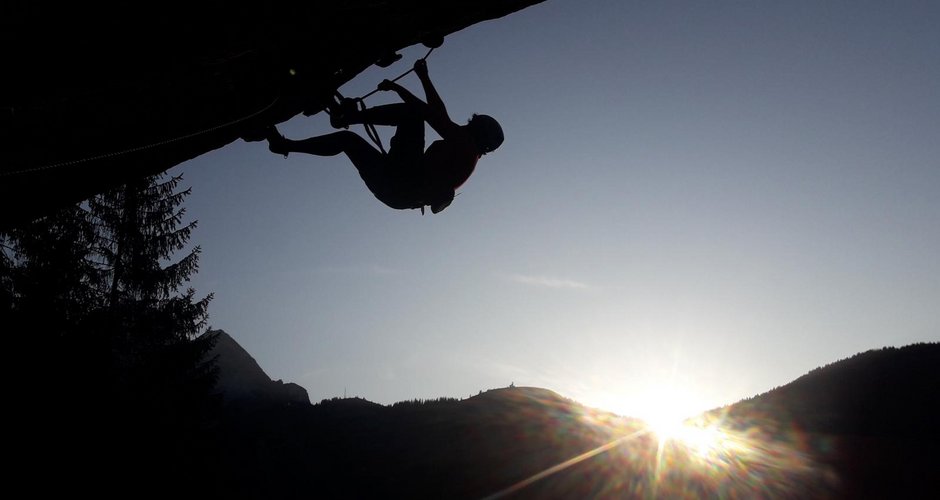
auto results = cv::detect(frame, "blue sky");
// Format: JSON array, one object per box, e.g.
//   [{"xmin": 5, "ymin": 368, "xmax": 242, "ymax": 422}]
[{"xmin": 170, "ymin": 0, "xmax": 939, "ymax": 418}]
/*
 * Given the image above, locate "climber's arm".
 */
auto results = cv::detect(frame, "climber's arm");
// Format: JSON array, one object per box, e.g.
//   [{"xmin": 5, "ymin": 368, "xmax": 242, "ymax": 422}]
[
  {"xmin": 379, "ymin": 76, "xmax": 459, "ymax": 138},
  {"xmin": 379, "ymin": 79, "xmax": 424, "ymax": 107},
  {"xmin": 414, "ymin": 60, "xmax": 445, "ymax": 117},
  {"xmin": 413, "ymin": 60, "xmax": 460, "ymax": 138}
]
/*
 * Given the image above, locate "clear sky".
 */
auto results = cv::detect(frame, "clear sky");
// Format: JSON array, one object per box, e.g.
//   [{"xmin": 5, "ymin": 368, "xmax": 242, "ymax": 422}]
[{"xmin": 169, "ymin": 0, "xmax": 939, "ymax": 419}]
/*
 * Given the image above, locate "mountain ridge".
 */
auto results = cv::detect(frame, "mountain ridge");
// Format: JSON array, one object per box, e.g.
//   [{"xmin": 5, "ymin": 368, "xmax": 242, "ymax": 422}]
[
  {"xmin": 202, "ymin": 333, "xmax": 938, "ymax": 498},
  {"xmin": 714, "ymin": 342, "xmax": 939, "ymax": 437}
]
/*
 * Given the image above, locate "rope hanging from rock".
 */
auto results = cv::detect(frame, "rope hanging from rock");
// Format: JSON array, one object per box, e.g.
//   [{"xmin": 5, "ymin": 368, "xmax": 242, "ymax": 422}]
[
  {"xmin": 327, "ymin": 47, "xmax": 436, "ymax": 154},
  {"xmin": 0, "ymin": 96, "xmax": 282, "ymax": 178}
]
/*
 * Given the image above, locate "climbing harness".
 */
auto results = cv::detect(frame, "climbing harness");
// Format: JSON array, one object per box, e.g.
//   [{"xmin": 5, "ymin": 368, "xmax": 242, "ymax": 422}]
[
  {"xmin": 326, "ymin": 47, "xmax": 436, "ymax": 155},
  {"xmin": 325, "ymin": 47, "xmax": 447, "ymax": 215}
]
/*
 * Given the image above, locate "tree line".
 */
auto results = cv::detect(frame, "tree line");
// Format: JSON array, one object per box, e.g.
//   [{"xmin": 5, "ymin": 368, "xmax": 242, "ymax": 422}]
[{"xmin": 1, "ymin": 173, "xmax": 216, "ymax": 492}]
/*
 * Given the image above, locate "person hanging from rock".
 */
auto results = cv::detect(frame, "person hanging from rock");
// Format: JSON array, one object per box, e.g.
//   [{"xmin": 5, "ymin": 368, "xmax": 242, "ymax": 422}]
[{"xmin": 257, "ymin": 59, "xmax": 504, "ymax": 214}]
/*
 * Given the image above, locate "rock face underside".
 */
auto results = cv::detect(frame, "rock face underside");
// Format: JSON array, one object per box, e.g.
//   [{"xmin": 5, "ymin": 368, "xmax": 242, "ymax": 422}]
[{"xmin": 1, "ymin": 0, "xmax": 544, "ymax": 230}]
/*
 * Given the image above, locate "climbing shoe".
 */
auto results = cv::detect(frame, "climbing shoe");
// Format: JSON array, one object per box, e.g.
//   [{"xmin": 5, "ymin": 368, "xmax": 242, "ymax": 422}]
[{"xmin": 265, "ymin": 127, "xmax": 289, "ymax": 158}]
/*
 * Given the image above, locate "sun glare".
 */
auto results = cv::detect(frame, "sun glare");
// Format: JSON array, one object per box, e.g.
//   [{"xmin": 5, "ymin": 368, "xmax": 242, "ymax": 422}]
[
  {"xmin": 580, "ymin": 382, "xmax": 742, "ymax": 459},
  {"xmin": 643, "ymin": 409, "xmax": 688, "ymax": 443},
  {"xmin": 633, "ymin": 385, "xmax": 703, "ymax": 441},
  {"xmin": 625, "ymin": 384, "xmax": 742, "ymax": 461},
  {"xmin": 531, "ymin": 384, "xmax": 822, "ymax": 498}
]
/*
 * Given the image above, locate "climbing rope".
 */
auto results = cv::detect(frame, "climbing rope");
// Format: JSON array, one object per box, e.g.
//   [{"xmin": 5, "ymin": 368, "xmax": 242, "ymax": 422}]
[
  {"xmin": 359, "ymin": 99, "xmax": 387, "ymax": 154},
  {"xmin": 327, "ymin": 46, "xmax": 436, "ymax": 154},
  {"xmin": 1, "ymin": 96, "xmax": 282, "ymax": 179}
]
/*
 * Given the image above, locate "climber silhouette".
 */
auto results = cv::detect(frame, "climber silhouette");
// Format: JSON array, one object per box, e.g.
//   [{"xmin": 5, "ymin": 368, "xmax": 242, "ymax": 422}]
[{"xmin": 260, "ymin": 59, "xmax": 503, "ymax": 213}]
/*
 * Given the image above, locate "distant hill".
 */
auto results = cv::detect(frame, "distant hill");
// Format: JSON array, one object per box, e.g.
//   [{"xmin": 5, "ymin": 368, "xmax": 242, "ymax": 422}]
[
  {"xmin": 202, "ymin": 329, "xmax": 309, "ymax": 406},
  {"xmin": 719, "ymin": 342, "xmax": 939, "ymax": 436},
  {"xmin": 710, "ymin": 342, "xmax": 940, "ymax": 499},
  {"xmin": 202, "ymin": 385, "xmax": 648, "ymax": 499},
  {"xmin": 184, "ymin": 338, "xmax": 938, "ymax": 499}
]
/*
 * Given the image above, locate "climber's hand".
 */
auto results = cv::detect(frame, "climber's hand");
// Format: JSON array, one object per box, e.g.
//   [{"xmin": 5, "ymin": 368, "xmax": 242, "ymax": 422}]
[
  {"xmin": 413, "ymin": 59, "xmax": 428, "ymax": 78},
  {"xmin": 377, "ymin": 79, "xmax": 396, "ymax": 92}
]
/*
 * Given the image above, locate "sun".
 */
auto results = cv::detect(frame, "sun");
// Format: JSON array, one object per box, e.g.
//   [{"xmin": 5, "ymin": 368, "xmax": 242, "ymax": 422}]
[
  {"xmin": 644, "ymin": 411, "xmax": 688, "ymax": 443},
  {"xmin": 579, "ymin": 381, "xmax": 722, "ymax": 447},
  {"xmin": 633, "ymin": 386, "xmax": 699, "ymax": 438},
  {"xmin": 633, "ymin": 386, "xmax": 740, "ymax": 461}
]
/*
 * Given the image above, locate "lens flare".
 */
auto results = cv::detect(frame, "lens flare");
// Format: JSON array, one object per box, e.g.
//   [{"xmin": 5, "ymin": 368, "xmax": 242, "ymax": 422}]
[
  {"xmin": 632, "ymin": 384, "xmax": 707, "ymax": 444},
  {"xmin": 482, "ymin": 387, "xmax": 837, "ymax": 498}
]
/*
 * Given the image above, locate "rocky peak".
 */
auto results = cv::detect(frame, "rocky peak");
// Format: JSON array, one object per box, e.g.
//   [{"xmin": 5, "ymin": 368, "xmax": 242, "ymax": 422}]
[{"xmin": 204, "ymin": 329, "xmax": 310, "ymax": 406}]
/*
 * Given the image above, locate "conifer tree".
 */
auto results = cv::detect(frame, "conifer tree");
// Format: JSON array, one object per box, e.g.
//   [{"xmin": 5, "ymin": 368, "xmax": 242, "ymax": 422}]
[
  {"xmin": 2, "ymin": 207, "xmax": 101, "ymax": 404},
  {"xmin": 0, "ymin": 233, "xmax": 14, "ymax": 317},
  {"xmin": 91, "ymin": 173, "xmax": 214, "ymax": 389},
  {"xmin": 0, "ymin": 205, "xmax": 101, "ymax": 339},
  {"xmin": 2, "ymin": 176, "xmax": 218, "ymax": 492},
  {"xmin": 0, "ymin": 206, "xmax": 105, "ymax": 485},
  {"xmin": 92, "ymin": 174, "xmax": 212, "ymax": 346},
  {"xmin": 90, "ymin": 173, "xmax": 216, "ymax": 486}
]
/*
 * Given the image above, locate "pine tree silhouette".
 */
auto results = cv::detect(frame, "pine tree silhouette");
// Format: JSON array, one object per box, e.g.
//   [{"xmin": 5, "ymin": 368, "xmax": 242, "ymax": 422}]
[
  {"xmin": 1, "ymin": 205, "xmax": 109, "ymax": 491},
  {"xmin": 90, "ymin": 173, "xmax": 216, "ymax": 492},
  {"xmin": 2, "ymin": 172, "xmax": 218, "ymax": 493},
  {"xmin": 92, "ymin": 174, "xmax": 212, "ymax": 346},
  {"xmin": 1, "ymin": 205, "xmax": 101, "ymax": 333}
]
